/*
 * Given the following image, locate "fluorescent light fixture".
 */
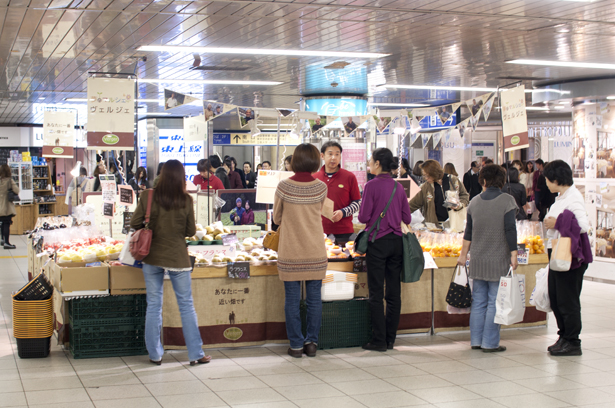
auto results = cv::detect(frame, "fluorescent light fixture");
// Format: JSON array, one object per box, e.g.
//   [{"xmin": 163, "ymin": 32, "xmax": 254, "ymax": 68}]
[
  {"xmin": 553, "ymin": 106, "xmax": 566, "ymax": 110},
  {"xmin": 65, "ymin": 98, "xmax": 162, "ymax": 103},
  {"xmin": 496, "ymin": 107, "xmax": 550, "ymax": 111},
  {"xmin": 368, "ymin": 102, "xmax": 429, "ymax": 107},
  {"xmin": 384, "ymin": 84, "xmax": 496, "ymax": 92},
  {"xmin": 507, "ymin": 59, "xmax": 615, "ymax": 70},
  {"xmin": 607, "ymin": 96, "xmax": 615, "ymax": 100},
  {"xmin": 138, "ymin": 45, "xmax": 389, "ymax": 59},
  {"xmin": 138, "ymin": 78, "xmax": 282, "ymax": 86},
  {"xmin": 139, "ymin": 112, "xmax": 171, "ymax": 116}
]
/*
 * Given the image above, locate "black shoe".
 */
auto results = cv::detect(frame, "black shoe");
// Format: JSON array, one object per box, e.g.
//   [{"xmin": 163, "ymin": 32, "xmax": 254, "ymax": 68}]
[
  {"xmin": 303, "ymin": 342, "xmax": 317, "ymax": 357},
  {"xmin": 387, "ymin": 342, "xmax": 395, "ymax": 350},
  {"xmin": 471, "ymin": 346, "xmax": 482, "ymax": 350},
  {"xmin": 288, "ymin": 348, "xmax": 302, "ymax": 358},
  {"xmin": 547, "ymin": 337, "xmax": 565, "ymax": 352},
  {"xmin": 190, "ymin": 355, "xmax": 212, "ymax": 365},
  {"xmin": 482, "ymin": 346, "xmax": 506, "ymax": 353},
  {"xmin": 3, "ymin": 244, "xmax": 15, "ymax": 250},
  {"xmin": 362, "ymin": 343, "xmax": 387, "ymax": 352},
  {"xmin": 550, "ymin": 341, "xmax": 582, "ymax": 356}
]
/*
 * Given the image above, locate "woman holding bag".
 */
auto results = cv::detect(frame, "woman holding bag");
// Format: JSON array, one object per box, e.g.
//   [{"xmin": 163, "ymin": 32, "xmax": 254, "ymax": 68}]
[
  {"xmin": 457, "ymin": 164, "xmax": 518, "ymax": 353},
  {"xmin": 130, "ymin": 160, "xmax": 211, "ymax": 366},
  {"xmin": 543, "ymin": 160, "xmax": 592, "ymax": 356},
  {"xmin": 358, "ymin": 148, "xmax": 412, "ymax": 351},
  {"xmin": 273, "ymin": 143, "xmax": 328, "ymax": 358}
]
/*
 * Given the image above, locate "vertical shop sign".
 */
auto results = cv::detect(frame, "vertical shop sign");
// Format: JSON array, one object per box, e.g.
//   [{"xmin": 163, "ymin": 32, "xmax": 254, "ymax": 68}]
[
  {"xmin": 87, "ymin": 77, "xmax": 135, "ymax": 150},
  {"xmin": 500, "ymin": 85, "xmax": 529, "ymax": 152},
  {"xmin": 341, "ymin": 143, "xmax": 367, "ymax": 190},
  {"xmin": 42, "ymin": 111, "xmax": 75, "ymax": 158}
]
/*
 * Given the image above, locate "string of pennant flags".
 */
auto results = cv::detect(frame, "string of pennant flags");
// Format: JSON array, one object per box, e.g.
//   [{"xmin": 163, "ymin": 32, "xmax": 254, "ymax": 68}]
[{"xmin": 164, "ymin": 88, "xmax": 498, "ymax": 148}]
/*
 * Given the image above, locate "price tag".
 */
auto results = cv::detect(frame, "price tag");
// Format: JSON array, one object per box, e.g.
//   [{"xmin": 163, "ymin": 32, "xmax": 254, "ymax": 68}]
[
  {"xmin": 228, "ymin": 261, "xmax": 250, "ymax": 279},
  {"xmin": 353, "ymin": 257, "xmax": 367, "ymax": 272},
  {"xmin": 423, "ymin": 252, "xmax": 438, "ymax": 269},
  {"xmin": 103, "ymin": 202, "xmax": 114, "ymax": 219},
  {"xmin": 122, "ymin": 211, "xmax": 133, "ymax": 235},
  {"xmin": 119, "ymin": 185, "xmax": 134, "ymax": 205},
  {"xmin": 222, "ymin": 233, "xmax": 239, "ymax": 246},
  {"xmin": 517, "ymin": 243, "xmax": 529, "ymax": 265}
]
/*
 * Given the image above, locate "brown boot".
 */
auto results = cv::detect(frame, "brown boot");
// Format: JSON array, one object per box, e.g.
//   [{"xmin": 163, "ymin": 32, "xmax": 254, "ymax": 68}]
[
  {"xmin": 287, "ymin": 348, "xmax": 302, "ymax": 358},
  {"xmin": 303, "ymin": 342, "xmax": 317, "ymax": 357}
]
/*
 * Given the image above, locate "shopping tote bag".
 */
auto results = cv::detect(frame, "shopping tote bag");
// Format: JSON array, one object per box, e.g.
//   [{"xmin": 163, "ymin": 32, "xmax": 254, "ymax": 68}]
[
  {"xmin": 550, "ymin": 232, "xmax": 572, "ymax": 272},
  {"xmin": 494, "ymin": 267, "xmax": 526, "ymax": 325}
]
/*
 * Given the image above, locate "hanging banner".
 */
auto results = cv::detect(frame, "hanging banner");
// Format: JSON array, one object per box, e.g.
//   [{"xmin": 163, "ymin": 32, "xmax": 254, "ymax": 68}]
[
  {"xmin": 483, "ymin": 96, "xmax": 495, "ymax": 122},
  {"xmin": 501, "ymin": 85, "xmax": 529, "ymax": 152},
  {"xmin": 238, "ymin": 107, "xmax": 257, "ymax": 128},
  {"xmin": 309, "ymin": 115, "xmax": 327, "ymax": 134},
  {"xmin": 341, "ymin": 143, "xmax": 367, "ymax": 189},
  {"xmin": 410, "ymin": 132, "xmax": 422, "ymax": 148},
  {"xmin": 421, "ymin": 133, "xmax": 432, "ymax": 148},
  {"xmin": 203, "ymin": 100, "xmax": 235, "ymax": 120},
  {"xmin": 42, "ymin": 111, "xmax": 75, "ymax": 158},
  {"xmin": 432, "ymin": 132, "xmax": 442, "ymax": 148},
  {"xmin": 184, "ymin": 115, "xmax": 207, "ymax": 143},
  {"xmin": 165, "ymin": 89, "xmax": 199, "ymax": 110},
  {"xmin": 374, "ymin": 113, "xmax": 392, "ymax": 135},
  {"xmin": 436, "ymin": 103, "xmax": 461, "ymax": 126},
  {"xmin": 87, "ymin": 77, "xmax": 135, "ymax": 150}
]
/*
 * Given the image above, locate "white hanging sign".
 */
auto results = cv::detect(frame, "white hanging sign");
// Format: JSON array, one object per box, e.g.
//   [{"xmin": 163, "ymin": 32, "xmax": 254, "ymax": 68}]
[{"xmin": 42, "ymin": 111, "xmax": 75, "ymax": 158}]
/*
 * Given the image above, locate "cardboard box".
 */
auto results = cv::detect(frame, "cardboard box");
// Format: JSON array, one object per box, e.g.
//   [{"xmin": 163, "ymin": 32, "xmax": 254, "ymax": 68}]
[
  {"xmin": 52, "ymin": 261, "xmax": 109, "ymax": 293},
  {"xmin": 109, "ymin": 264, "xmax": 146, "ymax": 295}
]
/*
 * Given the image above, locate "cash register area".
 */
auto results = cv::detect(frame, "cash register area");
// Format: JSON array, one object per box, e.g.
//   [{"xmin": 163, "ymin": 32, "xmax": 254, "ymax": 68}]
[{"xmin": 3, "ymin": 237, "xmax": 615, "ymax": 408}]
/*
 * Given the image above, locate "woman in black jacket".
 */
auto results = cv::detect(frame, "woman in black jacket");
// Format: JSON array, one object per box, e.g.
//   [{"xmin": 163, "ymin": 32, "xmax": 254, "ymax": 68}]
[{"xmin": 503, "ymin": 167, "xmax": 527, "ymax": 220}]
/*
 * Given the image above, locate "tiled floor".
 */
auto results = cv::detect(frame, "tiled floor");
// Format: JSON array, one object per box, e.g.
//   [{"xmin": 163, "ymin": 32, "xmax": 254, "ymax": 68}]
[{"xmin": 2, "ymin": 235, "xmax": 615, "ymax": 407}]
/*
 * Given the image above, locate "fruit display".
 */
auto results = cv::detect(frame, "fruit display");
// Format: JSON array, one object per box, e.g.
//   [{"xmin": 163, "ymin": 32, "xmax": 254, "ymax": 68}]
[
  {"xmin": 189, "ymin": 247, "xmax": 278, "ymax": 266},
  {"xmin": 325, "ymin": 235, "xmax": 351, "ymax": 259},
  {"xmin": 417, "ymin": 231, "xmax": 463, "ymax": 258},
  {"xmin": 187, "ymin": 222, "xmax": 232, "ymax": 243},
  {"xmin": 56, "ymin": 240, "xmax": 124, "ymax": 263},
  {"xmin": 517, "ymin": 221, "xmax": 545, "ymax": 255}
]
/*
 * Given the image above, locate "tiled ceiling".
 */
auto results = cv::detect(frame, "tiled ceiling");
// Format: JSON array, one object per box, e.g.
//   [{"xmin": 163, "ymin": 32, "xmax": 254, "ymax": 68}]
[{"xmin": 0, "ymin": 0, "xmax": 614, "ymax": 124}]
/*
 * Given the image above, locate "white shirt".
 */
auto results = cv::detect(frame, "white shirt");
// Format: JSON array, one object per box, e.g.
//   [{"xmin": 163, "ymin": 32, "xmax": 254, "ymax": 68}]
[
  {"xmin": 545, "ymin": 185, "xmax": 589, "ymax": 247},
  {"xmin": 166, "ymin": 97, "xmax": 178, "ymax": 109}
]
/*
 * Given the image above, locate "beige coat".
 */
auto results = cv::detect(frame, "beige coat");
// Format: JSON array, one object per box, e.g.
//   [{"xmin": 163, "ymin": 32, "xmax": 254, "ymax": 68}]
[
  {"xmin": 409, "ymin": 174, "xmax": 469, "ymax": 224},
  {"xmin": 0, "ymin": 178, "xmax": 19, "ymax": 218},
  {"xmin": 273, "ymin": 178, "xmax": 328, "ymax": 281}
]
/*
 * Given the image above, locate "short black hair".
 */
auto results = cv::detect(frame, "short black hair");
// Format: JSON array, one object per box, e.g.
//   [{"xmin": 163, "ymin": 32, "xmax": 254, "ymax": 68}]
[
  {"xmin": 197, "ymin": 159, "xmax": 212, "ymax": 173},
  {"xmin": 157, "ymin": 162, "xmax": 165, "ymax": 176},
  {"xmin": 244, "ymin": 161, "xmax": 252, "ymax": 168},
  {"xmin": 291, "ymin": 144, "xmax": 321, "ymax": 173},
  {"xmin": 223, "ymin": 158, "xmax": 233, "ymax": 168},
  {"xmin": 543, "ymin": 160, "xmax": 573, "ymax": 186},
  {"xmin": 209, "ymin": 155, "xmax": 222, "ymax": 168},
  {"xmin": 228, "ymin": 157, "xmax": 237, "ymax": 167},
  {"xmin": 79, "ymin": 167, "xmax": 87, "ymax": 177},
  {"xmin": 321, "ymin": 141, "xmax": 343, "ymax": 154},
  {"xmin": 372, "ymin": 148, "xmax": 396, "ymax": 172},
  {"xmin": 480, "ymin": 163, "xmax": 506, "ymax": 189},
  {"xmin": 285, "ymin": 155, "xmax": 293, "ymax": 163},
  {"xmin": 506, "ymin": 166, "xmax": 520, "ymax": 184},
  {"xmin": 262, "ymin": 161, "xmax": 271, "ymax": 167},
  {"xmin": 483, "ymin": 159, "xmax": 494, "ymax": 166},
  {"xmin": 471, "ymin": 161, "xmax": 479, "ymax": 169},
  {"xmin": 535, "ymin": 158, "xmax": 545, "ymax": 166}
]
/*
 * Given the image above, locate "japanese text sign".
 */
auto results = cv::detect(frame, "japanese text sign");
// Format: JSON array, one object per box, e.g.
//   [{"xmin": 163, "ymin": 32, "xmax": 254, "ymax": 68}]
[{"xmin": 43, "ymin": 111, "xmax": 75, "ymax": 158}]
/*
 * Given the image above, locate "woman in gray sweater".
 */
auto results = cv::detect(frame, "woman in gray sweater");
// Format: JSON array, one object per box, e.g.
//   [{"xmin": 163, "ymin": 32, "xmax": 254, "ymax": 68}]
[{"xmin": 458, "ymin": 164, "xmax": 518, "ymax": 353}]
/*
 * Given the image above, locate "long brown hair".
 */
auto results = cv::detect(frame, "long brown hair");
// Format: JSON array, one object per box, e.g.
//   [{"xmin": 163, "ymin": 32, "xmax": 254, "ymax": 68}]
[
  {"xmin": 153, "ymin": 160, "xmax": 190, "ymax": 211},
  {"xmin": 0, "ymin": 164, "xmax": 11, "ymax": 178}
]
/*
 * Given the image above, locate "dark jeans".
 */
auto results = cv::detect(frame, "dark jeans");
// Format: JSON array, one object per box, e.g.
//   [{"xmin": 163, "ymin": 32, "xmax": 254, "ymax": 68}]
[
  {"xmin": 547, "ymin": 249, "xmax": 588, "ymax": 346},
  {"xmin": 366, "ymin": 233, "xmax": 403, "ymax": 346}
]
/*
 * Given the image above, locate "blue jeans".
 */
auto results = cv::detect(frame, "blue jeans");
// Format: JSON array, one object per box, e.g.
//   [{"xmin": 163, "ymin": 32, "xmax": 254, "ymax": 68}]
[
  {"xmin": 470, "ymin": 279, "xmax": 501, "ymax": 349},
  {"xmin": 142, "ymin": 264, "xmax": 204, "ymax": 362},
  {"xmin": 284, "ymin": 280, "xmax": 322, "ymax": 350}
]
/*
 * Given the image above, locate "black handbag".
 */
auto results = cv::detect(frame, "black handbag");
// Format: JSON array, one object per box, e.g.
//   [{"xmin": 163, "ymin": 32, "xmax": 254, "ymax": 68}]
[
  {"xmin": 445, "ymin": 265, "xmax": 472, "ymax": 308},
  {"xmin": 7, "ymin": 182, "xmax": 19, "ymax": 203},
  {"xmin": 354, "ymin": 183, "xmax": 397, "ymax": 255}
]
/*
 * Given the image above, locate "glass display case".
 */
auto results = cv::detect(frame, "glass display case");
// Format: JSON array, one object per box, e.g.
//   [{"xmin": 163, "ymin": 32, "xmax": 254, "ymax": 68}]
[{"xmin": 8, "ymin": 162, "xmax": 33, "ymax": 203}]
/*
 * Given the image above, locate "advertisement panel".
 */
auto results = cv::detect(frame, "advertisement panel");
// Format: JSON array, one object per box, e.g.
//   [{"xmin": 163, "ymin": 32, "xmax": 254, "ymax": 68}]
[{"xmin": 42, "ymin": 110, "xmax": 75, "ymax": 158}]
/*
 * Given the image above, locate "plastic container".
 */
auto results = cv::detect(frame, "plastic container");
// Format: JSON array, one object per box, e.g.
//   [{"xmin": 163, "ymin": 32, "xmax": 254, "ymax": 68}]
[
  {"xmin": 12, "ymin": 296, "xmax": 54, "ymax": 339},
  {"xmin": 321, "ymin": 271, "xmax": 357, "ymax": 301},
  {"xmin": 68, "ymin": 295, "xmax": 147, "ymax": 322},
  {"xmin": 69, "ymin": 322, "xmax": 147, "ymax": 359},
  {"xmin": 13, "ymin": 273, "xmax": 53, "ymax": 301},
  {"xmin": 16, "ymin": 337, "xmax": 51, "ymax": 358}
]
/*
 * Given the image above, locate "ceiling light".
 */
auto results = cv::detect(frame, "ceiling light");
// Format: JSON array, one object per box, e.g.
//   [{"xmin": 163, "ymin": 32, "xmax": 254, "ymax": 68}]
[
  {"xmin": 554, "ymin": 106, "xmax": 566, "ymax": 110},
  {"xmin": 65, "ymin": 98, "xmax": 162, "ymax": 103},
  {"xmin": 138, "ymin": 78, "xmax": 282, "ymax": 86},
  {"xmin": 368, "ymin": 102, "xmax": 429, "ymax": 107},
  {"xmin": 139, "ymin": 112, "xmax": 171, "ymax": 116},
  {"xmin": 607, "ymin": 96, "xmax": 615, "ymax": 100},
  {"xmin": 507, "ymin": 59, "xmax": 615, "ymax": 70},
  {"xmin": 384, "ymin": 84, "xmax": 497, "ymax": 92},
  {"xmin": 138, "ymin": 45, "xmax": 389, "ymax": 59},
  {"xmin": 496, "ymin": 107, "xmax": 550, "ymax": 111}
]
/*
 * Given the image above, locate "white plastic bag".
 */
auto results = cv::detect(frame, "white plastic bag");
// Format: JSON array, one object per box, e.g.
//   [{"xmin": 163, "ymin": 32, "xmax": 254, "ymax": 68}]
[
  {"xmin": 410, "ymin": 209, "xmax": 424, "ymax": 226},
  {"xmin": 494, "ymin": 267, "xmax": 526, "ymax": 325},
  {"xmin": 447, "ymin": 265, "xmax": 473, "ymax": 314},
  {"xmin": 529, "ymin": 266, "xmax": 551, "ymax": 312},
  {"xmin": 119, "ymin": 232, "xmax": 142, "ymax": 268}
]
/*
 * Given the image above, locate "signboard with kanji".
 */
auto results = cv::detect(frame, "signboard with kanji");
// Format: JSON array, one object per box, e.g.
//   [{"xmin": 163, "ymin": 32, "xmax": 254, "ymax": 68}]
[
  {"xmin": 501, "ymin": 85, "xmax": 529, "ymax": 152},
  {"xmin": 42, "ymin": 111, "xmax": 75, "ymax": 158},
  {"xmin": 86, "ymin": 77, "xmax": 135, "ymax": 150}
]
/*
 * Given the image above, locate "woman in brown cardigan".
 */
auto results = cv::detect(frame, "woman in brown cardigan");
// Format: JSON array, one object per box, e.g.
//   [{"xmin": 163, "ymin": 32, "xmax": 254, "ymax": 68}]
[{"xmin": 273, "ymin": 143, "xmax": 328, "ymax": 358}]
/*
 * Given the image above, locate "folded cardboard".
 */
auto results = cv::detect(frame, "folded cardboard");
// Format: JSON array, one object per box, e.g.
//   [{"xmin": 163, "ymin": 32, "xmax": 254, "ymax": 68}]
[
  {"xmin": 109, "ymin": 264, "xmax": 146, "ymax": 295},
  {"xmin": 52, "ymin": 261, "xmax": 109, "ymax": 293}
]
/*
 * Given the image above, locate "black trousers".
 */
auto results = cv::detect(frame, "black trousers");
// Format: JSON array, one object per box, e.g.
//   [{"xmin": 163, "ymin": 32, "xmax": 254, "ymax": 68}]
[
  {"xmin": 547, "ymin": 249, "xmax": 588, "ymax": 346},
  {"xmin": 366, "ymin": 233, "xmax": 403, "ymax": 346}
]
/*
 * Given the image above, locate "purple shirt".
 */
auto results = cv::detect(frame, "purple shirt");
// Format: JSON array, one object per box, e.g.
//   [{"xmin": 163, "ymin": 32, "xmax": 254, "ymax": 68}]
[{"xmin": 358, "ymin": 174, "xmax": 412, "ymax": 240}]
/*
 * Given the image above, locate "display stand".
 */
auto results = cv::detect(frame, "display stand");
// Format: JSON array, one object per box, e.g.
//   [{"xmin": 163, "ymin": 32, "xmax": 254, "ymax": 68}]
[{"xmin": 33, "ymin": 165, "xmax": 56, "ymax": 218}]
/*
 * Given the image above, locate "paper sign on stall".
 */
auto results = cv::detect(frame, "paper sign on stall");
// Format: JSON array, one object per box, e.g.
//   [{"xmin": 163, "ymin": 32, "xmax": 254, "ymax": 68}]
[
  {"xmin": 255, "ymin": 170, "xmax": 294, "ymax": 204},
  {"xmin": 100, "ymin": 175, "xmax": 116, "ymax": 203},
  {"xmin": 118, "ymin": 185, "xmax": 134, "ymax": 205},
  {"xmin": 500, "ymin": 85, "xmax": 529, "ymax": 152},
  {"xmin": 423, "ymin": 252, "xmax": 438, "ymax": 269}
]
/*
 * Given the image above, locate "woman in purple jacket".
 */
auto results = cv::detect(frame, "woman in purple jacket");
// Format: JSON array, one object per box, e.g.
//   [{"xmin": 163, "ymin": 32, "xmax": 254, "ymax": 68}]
[
  {"xmin": 241, "ymin": 201, "xmax": 254, "ymax": 225},
  {"xmin": 358, "ymin": 148, "xmax": 412, "ymax": 352}
]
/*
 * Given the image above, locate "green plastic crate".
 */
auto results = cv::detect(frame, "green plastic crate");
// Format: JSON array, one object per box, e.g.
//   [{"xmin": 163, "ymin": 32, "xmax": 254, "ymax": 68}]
[
  {"xmin": 68, "ymin": 295, "xmax": 147, "ymax": 322},
  {"xmin": 301, "ymin": 298, "xmax": 372, "ymax": 350},
  {"xmin": 69, "ymin": 322, "xmax": 147, "ymax": 359}
]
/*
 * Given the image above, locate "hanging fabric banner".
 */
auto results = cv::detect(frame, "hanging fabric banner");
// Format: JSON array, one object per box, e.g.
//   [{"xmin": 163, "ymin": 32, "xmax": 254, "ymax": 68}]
[
  {"xmin": 483, "ymin": 96, "xmax": 496, "ymax": 122},
  {"xmin": 411, "ymin": 107, "xmax": 437, "ymax": 119},
  {"xmin": 410, "ymin": 132, "xmax": 422, "ymax": 148},
  {"xmin": 436, "ymin": 103, "xmax": 461, "ymax": 126},
  {"xmin": 203, "ymin": 100, "xmax": 235, "ymax": 120},
  {"xmin": 184, "ymin": 115, "xmax": 207, "ymax": 143},
  {"xmin": 432, "ymin": 132, "xmax": 442, "ymax": 148},
  {"xmin": 87, "ymin": 77, "xmax": 135, "ymax": 150},
  {"xmin": 500, "ymin": 85, "xmax": 529, "ymax": 152},
  {"xmin": 237, "ymin": 107, "xmax": 257, "ymax": 128},
  {"xmin": 457, "ymin": 118, "xmax": 471, "ymax": 139},
  {"xmin": 164, "ymin": 89, "xmax": 199, "ymax": 110},
  {"xmin": 42, "ymin": 110, "xmax": 75, "ymax": 158},
  {"xmin": 421, "ymin": 133, "xmax": 432, "ymax": 149},
  {"xmin": 309, "ymin": 115, "xmax": 327, "ymax": 135}
]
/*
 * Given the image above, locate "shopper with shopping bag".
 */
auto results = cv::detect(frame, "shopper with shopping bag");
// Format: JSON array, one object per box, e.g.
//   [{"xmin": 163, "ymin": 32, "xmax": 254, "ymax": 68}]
[
  {"xmin": 457, "ymin": 164, "xmax": 518, "ymax": 353},
  {"xmin": 494, "ymin": 267, "xmax": 526, "ymax": 325},
  {"xmin": 542, "ymin": 160, "xmax": 593, "ymax": 356}
]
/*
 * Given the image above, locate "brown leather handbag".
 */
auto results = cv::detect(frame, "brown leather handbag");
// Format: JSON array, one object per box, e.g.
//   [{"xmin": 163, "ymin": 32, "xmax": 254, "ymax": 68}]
[
  {"xmin": 263, "ymin": 225, "xmax": 280, "ymax": 252},
  {"xmin": 129, "ymin": 190, "xmax": 154, "ymax": 261}
]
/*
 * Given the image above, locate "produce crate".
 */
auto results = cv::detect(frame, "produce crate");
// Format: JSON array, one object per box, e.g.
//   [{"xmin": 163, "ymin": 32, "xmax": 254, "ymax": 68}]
[
  {"xmin": 16, "ymin": 337, "xmax": 51, "ymax": 359},
  {"xmin": 301, "ymin": 298, "xmax": 372, "ymax": 350},
  {"xmin": 69, "ymin": 321, "xmax": 147, "ymax": 359},
  {"xmin": 68, "ymin": 295, "xmax": 147, "ymax": 322}
]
